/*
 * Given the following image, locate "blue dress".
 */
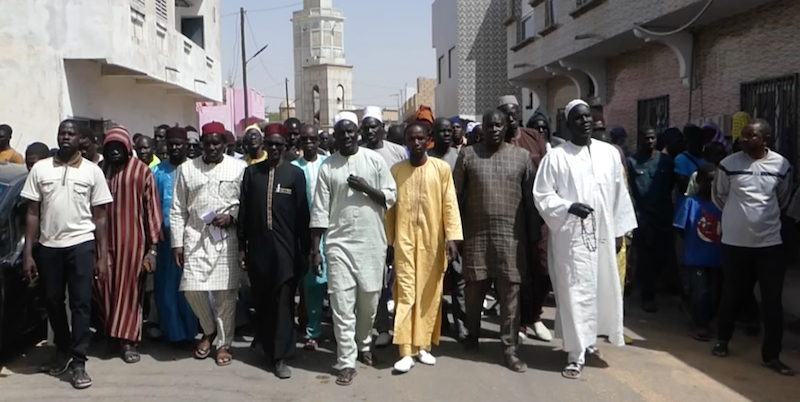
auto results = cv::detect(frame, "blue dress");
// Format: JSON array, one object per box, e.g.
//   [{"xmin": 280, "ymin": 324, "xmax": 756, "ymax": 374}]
[{"xmin": 152, "ymin": 161, "xmax": 198, "ymax": 342}]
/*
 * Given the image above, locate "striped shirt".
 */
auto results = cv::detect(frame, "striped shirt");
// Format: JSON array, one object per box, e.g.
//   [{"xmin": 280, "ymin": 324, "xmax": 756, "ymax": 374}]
[{"xmin": 712, "ymin": 150, "xmax": 792, "ymax": 248}]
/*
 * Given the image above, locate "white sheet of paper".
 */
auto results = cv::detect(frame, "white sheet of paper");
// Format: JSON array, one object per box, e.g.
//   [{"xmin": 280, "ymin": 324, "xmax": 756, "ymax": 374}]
[{"xmin": 201, "ymin": 210, "xmax": 227, "ymax": 242}]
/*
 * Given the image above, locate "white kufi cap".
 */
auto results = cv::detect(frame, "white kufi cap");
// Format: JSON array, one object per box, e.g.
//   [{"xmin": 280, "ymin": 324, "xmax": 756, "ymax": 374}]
[
  {"xmin": 334, "ymin": 111, "xmax": 359, "ymax": 127},
  {"xmin": 564, "ymin": 99, "xmax": 590, "ymax": 119},
  {"xmin": 362, "ymin": 106, "xmax": 383, "ymax": 123}
]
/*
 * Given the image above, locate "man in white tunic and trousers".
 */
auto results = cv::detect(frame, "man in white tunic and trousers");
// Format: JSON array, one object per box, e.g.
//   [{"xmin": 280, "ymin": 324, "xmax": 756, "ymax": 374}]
[
  {"xmin": 310, "ymin": 111, "xmax": 397, "ymax": 386},
  {"xmin": 171, "ymin": 122, "xmax": 247, "ymax": 366},
  {"xmin": 533, "ymin": 100, "xmax": 637, "ymax": 380}
]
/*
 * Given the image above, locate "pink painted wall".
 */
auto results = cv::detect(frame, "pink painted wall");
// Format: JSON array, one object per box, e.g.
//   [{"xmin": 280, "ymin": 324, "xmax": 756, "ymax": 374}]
[{"xmin": 196, "ymin": 87, "xmax": 266, "ymax": 136}]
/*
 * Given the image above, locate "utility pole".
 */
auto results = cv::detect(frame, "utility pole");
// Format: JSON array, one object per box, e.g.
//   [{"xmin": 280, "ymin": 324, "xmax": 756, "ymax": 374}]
[
  {"xmin": 285, "ymin": 78, "xmax": 290, "ymax": 118},
  {"xmin": 240, "ymin": 7, "xmax": 249, "ymax": 119}
]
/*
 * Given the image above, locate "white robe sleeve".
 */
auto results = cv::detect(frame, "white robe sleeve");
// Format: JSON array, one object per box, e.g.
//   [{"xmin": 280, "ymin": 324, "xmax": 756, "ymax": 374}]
[
  {"xmin": 310, "ymin": 162, "xmax": 331, "ymax": 229},
  {"xmin": 612, "ymin": 152, "xmax": 638, "ymax": 237},
  {"xmin": 533, "ymin": 152, "xmax": 573, "ymax": 232},
  {"xmin": 375, "ymin": 156, "xmax": 397, "ymax": 210},
  {"xmin": 169, "ymin": 166, "xmax": 188, "ymax": 248}
]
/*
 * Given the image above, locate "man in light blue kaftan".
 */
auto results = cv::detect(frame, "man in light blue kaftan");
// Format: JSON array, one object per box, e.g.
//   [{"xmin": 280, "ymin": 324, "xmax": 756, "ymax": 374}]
[
  {"xmin": 152, "ymin": 128, "xmax": 198, "ymax": 344},
  {"xmin": 292, "ymin": 124, "xmax": 328, "ymax": 350}
]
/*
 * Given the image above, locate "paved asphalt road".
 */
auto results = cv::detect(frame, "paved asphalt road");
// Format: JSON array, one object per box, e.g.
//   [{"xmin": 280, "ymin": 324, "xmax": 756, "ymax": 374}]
[{"xmin": 1, "ymin": 300, "xmax": 798, "ymax": 402}]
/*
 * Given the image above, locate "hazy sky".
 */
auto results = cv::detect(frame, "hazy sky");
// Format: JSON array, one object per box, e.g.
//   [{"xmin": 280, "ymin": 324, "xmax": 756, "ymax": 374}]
[{"xmin": 219, "ymin": 0, "xmax": 436, "ymax": 113}]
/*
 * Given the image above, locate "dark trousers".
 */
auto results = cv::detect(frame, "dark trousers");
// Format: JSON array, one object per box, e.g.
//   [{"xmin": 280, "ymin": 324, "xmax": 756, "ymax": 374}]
[
  {"xmin": 520, "ymin": 271, "xmax": 551, "ymax": 326},
  {"xmin": 256, "ymin": 281, "xmax": 297, "ymax": 361},
  {"xmin": 374, "ymin": 265, "xmax": 394, "ymax": 333},
  {"xmin": 465, "ymin": 278, "xmax": 520, "ymax": 356},
  {"xmin": 717, "ymin": 245, "xmax": 786, "ymax": 361},
  {"xmin": 687, "ymin": 265, "xmax": 722, "ymax": 328},
  {"xmin": 39, "ymin": 241, "xmax": 96, "ymax": 368},
  {"xmin": 635, "ymin": 224, "xmax": 673, "ymax": 302},
  {"xmin": 447, "ymin": 258, "xmax": 468, "ymax": 341}
]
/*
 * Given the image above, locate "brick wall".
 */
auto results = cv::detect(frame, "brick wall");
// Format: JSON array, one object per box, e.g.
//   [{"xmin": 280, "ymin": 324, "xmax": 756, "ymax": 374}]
[
  {"xmin": 561, "ymin": 0, "xmax": 800, "ymax": 150},
  {"xmin": 604, "ymin": 43, "xmax": 688, "ymax": 143}
]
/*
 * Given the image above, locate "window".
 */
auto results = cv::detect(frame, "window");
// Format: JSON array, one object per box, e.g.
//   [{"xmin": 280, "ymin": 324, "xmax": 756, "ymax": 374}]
[
  {"xmin": 438, "ymin": 55, "xmax": 444, "ymax": 84},
  {"xmin": 131, "ymin": 0, "xmax": 146, "ymax": 12},
  {"xmin": 545, "ymin": 0, "xmax": 556, "ymax": 28},
  {"xmin": 507, "ymin": 0, "xmax": 518, "ymax": 19},
  {"xmin": 740, "ymin": 75, "xmax": 798, "ymax": 163},
  {"xmin": 448, "ymin": 47, "xmax": 455, "ymax": 79},
  {"xmin": 155, "ymin": 0, "xmax": 168, "ymax": 24},
  {"xmin": 337, "ymin": 85, "xmax": 346, "ymax": 106},
  {"xmin": 181, "ymin": 17, "xmax": 204, "ymax": 49},
  {"xmin": 637, "ymin": 96, "xmax": 670, "ymax": 136},
  {"xmin": 519, "ymin": 10, "xmax": 535, "ymax": 42}
]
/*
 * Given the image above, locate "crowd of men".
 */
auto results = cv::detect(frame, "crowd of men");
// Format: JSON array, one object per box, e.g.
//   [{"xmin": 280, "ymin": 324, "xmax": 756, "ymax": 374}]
[{"xmin": 3, "ymin": 93, "xmax": 798, "ymax": 390}]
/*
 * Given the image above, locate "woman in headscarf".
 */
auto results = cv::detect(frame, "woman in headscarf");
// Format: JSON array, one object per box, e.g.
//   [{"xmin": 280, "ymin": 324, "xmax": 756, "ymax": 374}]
[{"xmin": 701, "ymin": 122, "xmax": 731, "ymax": 154}]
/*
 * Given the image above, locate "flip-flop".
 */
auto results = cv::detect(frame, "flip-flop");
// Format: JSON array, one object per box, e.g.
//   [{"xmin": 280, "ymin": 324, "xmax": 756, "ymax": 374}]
[
  {"xmin": 336, "ymin": 368, "xmax": 357, "ymax": 386},
  {"xmin": 562, "ymin": 362, "xmax": 583, "ymax": 380},
  {"xmin": 215, "ymin": 348, "xmax": 233, "ymax": 367},
  {"xmin": 194, "ymin": 333, "xmax": 217, "ymax": 360},
  {"xmin": 763, "ymin": 359, "xmax": 797, "ymax": 376}
]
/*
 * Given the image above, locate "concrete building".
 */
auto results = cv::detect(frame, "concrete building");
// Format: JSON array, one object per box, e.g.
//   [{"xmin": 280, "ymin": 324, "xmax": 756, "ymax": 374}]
[
  {"xmin": 292, "ymin": 0, "xmax": 354, "ymax": 129},
  {"xmin": 196, "ymin": 87, "xmax": 266, "ymax": 135},
  {"xmin": 0, "ymin": 0, "xmax": 223, "ymax": 148},
  {"xmin": 279, "ymin": 101, "xmax": 297, "ymax": 121},
  {"xmin": 402, "ymin": 77, "xmax": 437, "ymax": 120},
  {"xmin": 432, "ymin": 0, "xmax": 519, "ymax": 120},
  {"xmin": 506, "ymin": 0, "xmax": 800, "ymax": 160}
]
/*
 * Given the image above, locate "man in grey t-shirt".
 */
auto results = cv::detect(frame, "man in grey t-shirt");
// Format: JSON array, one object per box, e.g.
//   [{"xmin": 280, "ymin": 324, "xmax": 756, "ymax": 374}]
[
  {"xmin": 359, "ymin": 106, "xmax": 407, "ymax": 347},
  {"xmin": 428, "ymin": 118, "xmax": 459, "ymax": 170},
  {"xmin": 712, "ymin": 120, "xmax": 795, "ymax": 376}
]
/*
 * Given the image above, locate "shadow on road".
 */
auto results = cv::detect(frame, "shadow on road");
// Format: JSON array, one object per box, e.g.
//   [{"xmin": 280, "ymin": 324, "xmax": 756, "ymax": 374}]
[{"xmin": 620, "ymin": 295, "xmax": 799, "ymax": 402}]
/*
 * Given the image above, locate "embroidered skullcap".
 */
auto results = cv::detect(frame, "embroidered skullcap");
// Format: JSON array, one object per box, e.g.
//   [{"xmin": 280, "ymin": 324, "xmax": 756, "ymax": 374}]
[
  {"xmin": 564, "ymin": 99, "xmax": 590, "ymax": 119},
  {"xmin": 497, "ymin": 95, "xmax": 519, "ymax": 107}
]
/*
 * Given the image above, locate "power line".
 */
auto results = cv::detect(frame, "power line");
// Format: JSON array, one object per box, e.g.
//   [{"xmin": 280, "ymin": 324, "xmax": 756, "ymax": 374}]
[
  {"xmin": 221, "ymin": 2, "xmax": 302, "ymax": 18},
  {"xmin": 245, "ymin": 14, "xmax": 279, "ymax": 85},
  {"xmin": 228, "ymin": 13, "xmax": 240, "ymax": 85}
]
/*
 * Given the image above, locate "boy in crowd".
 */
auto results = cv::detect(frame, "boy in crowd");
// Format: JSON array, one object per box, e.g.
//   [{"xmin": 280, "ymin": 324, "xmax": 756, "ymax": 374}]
[{"xmin": 674, "ymin": 163, "xmax": 723, "ymax": 341}]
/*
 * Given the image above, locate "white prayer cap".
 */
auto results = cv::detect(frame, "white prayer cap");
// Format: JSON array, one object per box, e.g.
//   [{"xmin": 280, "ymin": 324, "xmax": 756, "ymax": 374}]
[
  {"xmin": 362, "ymin": 106, "xmax": 383, "ymax": 123},
  {"xmin": 334, "ymin": 111, "xmax": 359, "ymax": 127},
  {"xmin": 497, "ymin": 95, "xmax": 519, "ymax": 107},
  {"xmin": 318, "ymin": 130, "xmax": 324, "ymax": 135},
  {"xmin": 467, "ymin": 122, "xmax": 481, "ymax": 133},
  {"xmin": 187, "ymin": 130, "xmax": 200, "ymax": 143},
  {"xmin": 564, "ymin": 99, "xmax": 590, "ymax": 119}
]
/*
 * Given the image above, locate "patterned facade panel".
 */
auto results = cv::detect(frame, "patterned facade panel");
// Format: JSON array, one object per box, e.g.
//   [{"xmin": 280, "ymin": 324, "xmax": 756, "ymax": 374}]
[{"xmin": 456, "ymin": 0, "xmax": 520, "ymax": 117}]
